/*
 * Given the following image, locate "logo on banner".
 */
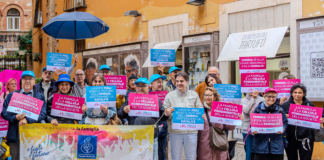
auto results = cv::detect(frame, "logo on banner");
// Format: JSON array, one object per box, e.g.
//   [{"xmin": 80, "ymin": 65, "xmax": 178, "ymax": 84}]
[
  {"xmin": 180, "ymin": 125, "xmax": 186, "ymax": 128},
  {"xmin": 77, "ymin": 135, "xmax": 97, "ymax": 159}
]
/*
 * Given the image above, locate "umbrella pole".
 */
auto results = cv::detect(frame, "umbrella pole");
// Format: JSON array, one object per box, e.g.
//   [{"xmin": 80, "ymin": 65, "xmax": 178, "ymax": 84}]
[{"xmin": 75, "ymin": 20, "xmax": 77, "ymax": 55}]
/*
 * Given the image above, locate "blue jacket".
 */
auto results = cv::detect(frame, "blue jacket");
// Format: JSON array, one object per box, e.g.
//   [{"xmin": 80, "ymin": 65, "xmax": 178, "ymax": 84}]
[
  {"xmin": 34, "ymin": 79, "xmax": 56, "ymax": 101},
  {"xmin": 252, "ymin": 102, "xmax": 288, "ymax": 155},
  {"xmin": 1, "ymin": 88, "xmax": 47, "ymax": 144}
]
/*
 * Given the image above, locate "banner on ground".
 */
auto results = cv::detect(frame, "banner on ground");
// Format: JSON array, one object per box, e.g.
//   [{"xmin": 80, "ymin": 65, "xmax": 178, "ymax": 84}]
[
  {"xmin": 239, "ymin": 56, "xmax": 266, "ymax": 74},
  {"xmin": 288, "ymin": 104, "xmax": 323, "ymax": 129},
  {"xmin": 210, "ymin": 102, "xmax": 243, "ymax": 125},
  {"xmin": 46, "ymin": 52, "xmax": 72, "ymax": 72},
  {"xmin": 241, "ymin": 73, "xmax": 269, "ymax": 93},
  {"xmin": 250, "ymin": 113, "xmax": 283, "ymax": 133},
  {"xmin": 7, "ymin": 93, "xmax": 43, "ymax": 120},
  {"xmin": 51, "ymin": 94, "xmax": 85, "ymax": 120},
  {"xmin": 150, "ymin": 49, "xmax": 176, "ymax": 66},
  {"xmin": 273, "ymin": 79, "xmax": 301, "ymax": 98},
  {"xmin": 86, "ymin": 86, "xmax": 116, "ymax": 108},
  {"xmin": 214, "ymin": 84, "xmax": 242, "ymax": 104},
  {"xmin": 128, "ymin": 93, "xmax": 159, "ymax": 117},
  {"xmin": 19, "ymin": 124, "xmax": 154, "ymax": 160},
  {"xmin": 149, "ymin": 91, "xmax": 168, "ymax": 104},
  {"xmin": 172, "ymin": 108, "xmax": 204, "ymax": 130},
  {"xmin": 104, "ymin": 75, "xmax": 127, "ymax": 95}
]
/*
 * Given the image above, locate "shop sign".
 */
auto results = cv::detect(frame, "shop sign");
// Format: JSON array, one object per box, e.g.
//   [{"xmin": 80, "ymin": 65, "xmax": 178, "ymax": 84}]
[
  {"xmin": 0, "ymin": 35, "xmax": 21, "ymax": 42},
  {"xmin": 184, "ymin": 35, "xmax": 211, "ymax": 43},
  {"xmin": 300, "ymin": 18, "xmax": 324, "ymax": 29}
]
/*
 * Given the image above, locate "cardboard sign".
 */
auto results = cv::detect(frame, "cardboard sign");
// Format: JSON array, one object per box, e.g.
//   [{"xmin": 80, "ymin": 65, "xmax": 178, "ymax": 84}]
[
  {"xmin": 210, "ymin": 102, "xmax": 243, "ymax": 125},
  {"xmin": 149, "ymin": 91, "xmax": 168, "ymax": 104},
  {"xmin": 273, "ymin": 79, "xmax": 301, "ymax": 98},
  {"xmin": 250, "ymin": 113, "xmax": 283, "ymax": 133},
  {"xmin": 288, "ymin": 104, "xmax": 323, "ymax": 129},
  {"xmin": 51, "ymin": 94, "xmax": 85, "ymax": 120},
  {"xmin": 172, "ymin": 108, "xmax": 204, "ymax": 130},
  {"xmin": 150, "ymin": 49, "xmax": 176, "ymax": 66},
  {"xmin": 46, "ymin": 52, "xmax": 72, "ymax": 72},
  {"xmin": 7, "ymin": 93, "xmax": 43, "ymax": 120},
  {"xmin": 86, "ymin": 86, "xmax": 116, "ymax": 108},
  {"xmin": 128, "ymin": 93, "xmax": 159, "ymax": 117},
  {"xmin": 214, "ymin": 84, "xmax": 242, "ymax": 104},
  {"xmin": 104, "ymin": 75, "xmax": 127, "ymax": 95},
  {"xmin": 241, "ymin": 73, "xmax": 269, "ymax": 93},
  {"xmin": 239, "ymin": 56, "xmax": 267, "ymax": 74}
]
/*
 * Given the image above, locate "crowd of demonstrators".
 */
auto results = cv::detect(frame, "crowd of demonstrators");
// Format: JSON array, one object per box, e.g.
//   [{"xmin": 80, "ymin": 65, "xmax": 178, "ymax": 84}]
[{"xmin": 195, "ymin": 67, "xmax": 221, "ymax": 103}]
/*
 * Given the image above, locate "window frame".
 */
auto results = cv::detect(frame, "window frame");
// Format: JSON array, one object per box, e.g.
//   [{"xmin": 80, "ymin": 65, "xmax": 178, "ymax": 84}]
[{"xmin": 7, "ymin": 16, "xmax": 20, "ymax": 31}]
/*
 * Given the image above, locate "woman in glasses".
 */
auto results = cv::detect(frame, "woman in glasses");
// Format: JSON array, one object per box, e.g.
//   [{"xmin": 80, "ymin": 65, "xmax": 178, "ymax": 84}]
[{"xmin": 0, "ymin": 78, "xmax": 17, "ymax": 100}]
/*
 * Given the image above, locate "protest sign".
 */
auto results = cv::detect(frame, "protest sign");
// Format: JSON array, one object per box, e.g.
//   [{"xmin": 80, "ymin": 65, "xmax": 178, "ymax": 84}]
[
  {"xmin": 0, "ymin": 70, "xmax": 23, "ymax": 95},
  {"xmin": 239, "ymin": 56, "xmax": 266, "ymax": 74},
  {"xmin": 104, "ymin": 75, "xmax": 127, "ymax": 95},
  {"xmin": 214, "ymin": 84, "xmax": 242, "ymax": 104},
  {"xmin": 51, "ymin": 94, "xmax": 85, "ymax": 120},
  {"xmin": 250, "ymin": 113, "xmax": 283, "ymax": 133},
  {"xmin": 150, "ymin": 49, "xmax": 176, "ymax": 66},
  {"xmin": 288, "ymin": 104, "xmax": 323, "ymax": 129},
  {"xmin": 149, "ymin": 90, "xmax": 168, "ymax": 104},
  {"xmin": 273, "ymin": 79, "xmax": 301, "ymax": 98},
  {"xmin": 7, "ymin": 93, "xmax": 43, "ymax": 120},
  {"xmin": 210, "ymin": 102, "xmax": 243, "ymax": 125},
  {"xmin": 0, "ymin": 100, "xmax": 8, "ymax": 137},
  {"xmin": 19, "ymin": 124, "xmax": 154, "ymax": 160},
  {"xmin": 46, "ymin": 52, "xmax": 72, "ymax": 72},
  {"xmin": 86, "ymin": 86, "xmax": 116, "ymax": 108},
  {"xmin": 128, "ymin": 93, "xmax": 159, "ymax": 117},
  {"xmin": 241, "ymin": 73, "xmax": 269, "ymax": 92},
  {"xmin": 172, "ymin": 108, "xmax": 204, "ymax": 130}
]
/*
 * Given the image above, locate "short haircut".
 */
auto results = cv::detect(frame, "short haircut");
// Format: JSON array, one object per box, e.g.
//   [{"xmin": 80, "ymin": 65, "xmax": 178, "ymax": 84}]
[
  {"xmin": 208, "ymin": 66, "xmax": 220, "ymax": 74},
  {"xmin": 205, "ymin": 74, "xmax": 222, "ymax": 86},
  {"xmin": 175, "ymin": 72, "xmax": 189, "ymax": 81},
  {"xmin": 86, "ymin": 58, "xmax": 98, "ymax": 71},
  {"xmin": 90, "ymin": 75, "xmax": 107, "ymax": 86},
  {"xmin": 283, "ymin": 74, "xmax": 296, "ymax": 79},
  {"xmin": 204, "ymin": 87, "xmax": 220, "ymax": 102},
  {"xmin": 124, "ymin": 54, "xmax": 140, "ymax": 75},
  {"xmin": 290, "ymin": 83, "xmax": 307, "ymax": 96}
]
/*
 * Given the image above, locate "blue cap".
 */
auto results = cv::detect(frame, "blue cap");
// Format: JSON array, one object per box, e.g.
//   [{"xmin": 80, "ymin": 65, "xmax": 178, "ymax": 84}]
[
  {"xmin": 54, "ymin": 74, "xmax": 74, "ymax": 87},
  {"xmin": 169, "ymin": 66, "xmax": 182, "ymax": 74},
  {"xmin": 134, "ymin": 77, "xmax": 150, "ymax": 86},
  {"xmin": 99, "ymin": 65, "xmax": 111, "ymax": 71},
  {"xmin": 42, "ymin": 67, "xmax": 53, "ymax": 73},
  {"xmin": 150, "ymin": 74, "xmax": 167, "ymax": 83},
  {"xmin": 21, "ymin": 71, "xmax": 35, "ymax": 78}
]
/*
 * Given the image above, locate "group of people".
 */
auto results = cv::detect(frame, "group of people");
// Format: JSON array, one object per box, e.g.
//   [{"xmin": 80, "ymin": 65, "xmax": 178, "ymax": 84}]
[{"xmin": 0, "ymin": 56, "xmax": 323, "ymax": 160}]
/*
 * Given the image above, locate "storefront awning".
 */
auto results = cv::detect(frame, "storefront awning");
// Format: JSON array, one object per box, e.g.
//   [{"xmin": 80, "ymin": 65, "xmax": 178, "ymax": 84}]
[
  {"xmin": 142, "ymin": 41, "xmax": 182, "ymax": 68},
  {"xmin": 217, "ymin": 26, "xmax": 288, "ymax": 62}
]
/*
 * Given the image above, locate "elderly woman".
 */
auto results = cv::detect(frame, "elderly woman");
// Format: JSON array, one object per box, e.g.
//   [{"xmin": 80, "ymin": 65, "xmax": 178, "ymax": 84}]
[
  {"xmin": 197, "ymin": 87, "xmax": 236, "ymax": 160},
  {"xmin": 0, "ymin": 78, "xmax": 18, "ymax": 100},
  {"xmin": 281, "ymin": 83, "xmax": 324, "ymax": 160},
  {"xmin": 79, "ymin": 75, "xmax": 117, "ymax": 125},
  {"xmin": 205, "ymin": 74, "xmax": 222, "ymax": 87},
  {"xmin": 251, "ymin": 88, "xmax": 288, "ymax": 160}
]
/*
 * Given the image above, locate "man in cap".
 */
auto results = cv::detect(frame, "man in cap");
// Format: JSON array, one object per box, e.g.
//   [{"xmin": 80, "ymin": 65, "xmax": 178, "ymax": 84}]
[
  {"xmin": 99, "ymin": 65, "xmax": 111, "ymax": 76},
  {"xmin": 163, "ymin": 66, "xmax": 181, "ymax": 92},
  {"xmin": 35, "ymin": 67, "xmax": 56, "ymax": 102}
]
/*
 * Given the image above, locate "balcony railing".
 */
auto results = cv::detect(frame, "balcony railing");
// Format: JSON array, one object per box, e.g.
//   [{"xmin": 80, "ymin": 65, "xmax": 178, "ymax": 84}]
[{"xmin": 64, "ymin": 0, "xmax": 87, "ymax": 12}]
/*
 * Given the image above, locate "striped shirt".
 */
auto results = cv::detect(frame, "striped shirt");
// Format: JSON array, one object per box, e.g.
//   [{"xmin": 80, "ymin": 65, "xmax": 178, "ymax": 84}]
[{"xmin": 73, "ymin": 82, "xmax": 87, "ymax": 97}]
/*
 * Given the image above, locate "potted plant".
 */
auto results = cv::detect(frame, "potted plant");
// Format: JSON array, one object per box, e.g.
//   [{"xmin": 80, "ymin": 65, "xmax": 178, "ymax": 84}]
[{"xmin": 33, "ymin": 53, "xmax": 42, "ymax": 62}]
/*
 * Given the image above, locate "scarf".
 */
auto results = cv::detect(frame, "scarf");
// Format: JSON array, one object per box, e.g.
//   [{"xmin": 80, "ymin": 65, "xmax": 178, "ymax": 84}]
[{"xmin": 264, "ymin": 102, "xmax": 277, "ymax": 112}]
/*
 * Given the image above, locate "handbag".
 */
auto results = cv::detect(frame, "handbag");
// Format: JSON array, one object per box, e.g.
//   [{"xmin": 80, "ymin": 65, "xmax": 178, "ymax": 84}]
[
  {"xmin": 313, "ymin": 126, "xmax": 324, "ymax": 142},
  {"xmin": 107, "ymin": 114, "xmax": 122, "ymax": 125},
  {"xmin": 205, "ymin": 108, "xmax": 229, "ymax": 151}
]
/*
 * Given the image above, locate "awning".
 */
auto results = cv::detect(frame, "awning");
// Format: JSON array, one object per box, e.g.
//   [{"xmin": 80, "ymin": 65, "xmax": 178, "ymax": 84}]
[
  {"xmin": 142, "ymin": 41, "xmax": 181, "ymax": 68},
  {"xmin": 217, "ymin": 26, "xmax": 288, "ymax": 62}
]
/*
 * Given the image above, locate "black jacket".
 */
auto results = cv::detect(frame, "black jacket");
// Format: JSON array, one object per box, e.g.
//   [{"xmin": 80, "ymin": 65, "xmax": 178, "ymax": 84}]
[
  {"xmin": 281, "ymin": 96, "xmax": 315, "ymax": 139},
  {"xmin": 34, "ymin": 79, "xmax": 56, "ymax": 101}
]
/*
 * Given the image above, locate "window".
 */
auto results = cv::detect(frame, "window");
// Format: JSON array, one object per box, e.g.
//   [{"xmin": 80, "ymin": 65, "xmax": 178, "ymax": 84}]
[{"xmin": 7, "ymin": 9, "xmax": 20, "ymax": 30}]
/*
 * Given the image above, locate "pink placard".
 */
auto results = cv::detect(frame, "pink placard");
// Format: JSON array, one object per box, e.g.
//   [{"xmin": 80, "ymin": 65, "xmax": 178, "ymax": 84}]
[
  {"xmin": 149, "ymin": 90, "xmax": 168, "ymax": 104},
  {"xmin": 239, "ymin": 56, "xmax": 266, "ymax": 74},
  {"xmin": 0, "ymin": 70, "xmax": 23, "ymax": 96},
  {"xmin": 51, "ymin": 94, "xmax": 85, "ymax": 120},
  {"xmin": 0, "ymin": 100, "xmax": 8, "ymax": 137},
  {"xmin": 128, "ymin": 93, "xmax": 159, "ymax": 117},
  {"xmin": 7, "ymin": 92, "xmax": 44, "ymax": 120},
  {"xmin": 104, "ymin": 75, "xmax": 127, "ymax": 95},
  {"xmin": 288, "ymin": 104, "xmax": 323, "ymax": 129},
  {"xmin": 273, "ymin": 79, "xmax": 301, "ymax": 98},
  {"xmin": 210, "ymin": 101, "xmax": 243, "ymax": 125},
  {"xmin": 250, "ymin": 113, "xmax": 283, "ymax": 133},
  {"xmin": 241, "ymin": 73, "xmax": 269, "ymax": 93}
]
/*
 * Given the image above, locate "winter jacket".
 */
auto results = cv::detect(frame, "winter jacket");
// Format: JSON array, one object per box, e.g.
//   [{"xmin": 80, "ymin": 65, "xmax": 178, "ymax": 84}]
[
  {"xmin": 195, "ymin": 82, "xmax": 207, "ymax": 104},
  {"xmin": 34, "ymin": 79, "xmax": 56, "ymax": 102},
  {"xmin": 118, "ymin": 94, "xmax": 169, "ymax": 138},
  {"xmin": 281, "ymin": 96, "xmax": 315, "ymax": 139},
  {"xmin": 163, "ymin": 79, "xmax": 176, "ymax": 93},
  {"xmin": 241, "ymin": 95, "xmax": 264, "ymax": 133},
  {"xmin": 252, "ymin": 102, "xmax": 288, "ymax": 155},
  {"xmin": 1, "ymin": 88, "xmax": 47, "ymax": 144}
]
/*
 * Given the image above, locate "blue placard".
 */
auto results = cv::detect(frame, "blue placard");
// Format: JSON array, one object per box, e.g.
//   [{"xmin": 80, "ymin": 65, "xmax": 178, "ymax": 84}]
[
  {"xmin": 150, "ymin": 49, "xmax": 176, "ymax": 66},
  {"xmin": 77, "ymin": 135, "xmax": 97, "ymax": 159},
  {"xmin": 172, "ymin": 108, "xmax": 204, "ymax": 130},
  {"xmin": 214, "ymin": 84, "xmax": 242, "ymax": 104},
  {"xmin": 46, "ymin": 52, "xmax": 72, "ymax": 72},
  {"xmin": 86, "ymin": 86, "xmax": 116, "ymax": 108}
]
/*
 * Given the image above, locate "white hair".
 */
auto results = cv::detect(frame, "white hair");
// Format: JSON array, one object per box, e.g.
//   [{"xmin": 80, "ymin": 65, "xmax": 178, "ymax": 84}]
[
  {"xmin": 124, "ymin": 54, "xmax": 140, "ymax": 75},
  {"xmin": 208, "ymin": 66, "xmax": 220, "ymax": 73},
  {"xmin": 86, "ymin": 58, "xmax": 98, "ymax": 70}
]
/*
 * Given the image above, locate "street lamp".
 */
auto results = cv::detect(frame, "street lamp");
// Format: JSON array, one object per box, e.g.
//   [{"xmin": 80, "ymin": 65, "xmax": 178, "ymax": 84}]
[
  {"xmin": 186, "ymin": 0, "xmax": 205, "ymax": 6},
  {"xmin": 124, "ymin": 10, "xmax": 142, "ymax": 17}
]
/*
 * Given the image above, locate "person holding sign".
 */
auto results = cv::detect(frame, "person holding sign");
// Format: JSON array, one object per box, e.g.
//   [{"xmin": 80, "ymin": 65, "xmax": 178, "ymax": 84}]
[
  {"xmin": 46, "ymin": 74, "xmax": 87, "ymax": 126},
  {"xmin": 197, "ymin": 87, "xmax": 236, "ymax": 160},
  {"xmin": 34, "ymin": 67, "xmax": 56, "ymax": 103},
  {"xmin": 281, "ymin": 83, "xmax": 324, "ymax": 160},
  {"xmin": 251, "ymin": 88, "xmax": 288, "ymax": 160},
  {"xmin": 195, "ymin": 67, "xmax": 220, "ymax": 103},
  {"xmin": 163, "ymin": 66, "xmax": 181, "ymax": 92},
  {"xmin": 79, "ymin": 75, "xmax": 118, "ymax": 125},
  {"xmin": 1, "ymin": 71, "xmax": 47, "ymax": 160}
]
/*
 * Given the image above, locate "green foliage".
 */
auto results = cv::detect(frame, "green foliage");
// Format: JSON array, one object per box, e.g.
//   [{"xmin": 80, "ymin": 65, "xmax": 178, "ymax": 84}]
[
  {"xmin": 19, "ymin": 29, "xmax": 32, "ymax": 50},
  {"xmin": 33, "ymin": 53, "xmax": 42, "ymax": 62},
  {"xmin": 13, "ymin": 65, "xmax": 26, "ymax": 71},
  {"xmin": 35, "ymin": 77, "xmax": 42, "ymax": 84}
]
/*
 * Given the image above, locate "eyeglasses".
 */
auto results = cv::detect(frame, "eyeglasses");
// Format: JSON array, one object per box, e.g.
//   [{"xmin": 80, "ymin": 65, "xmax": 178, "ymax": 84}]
[
  {"xmin": 10, "ymin": 83, "xmax": 17, "ymax": 86},
  {"xmin": 126, "ymin": 69, "xmax": 135, "ymax": 73},
  {"xmin": 136, "ymin": 85, "xmax": 148, "ymax": 89},
  {"xmin": 204, "ymin": 94, "xmax": 213, "ymax": 97},
  {"xmin": 208, "ymin": 73, "xmax": 219, "ymax": 76},
  {"xmin": 43, "ymin": 72, "xmax": 52, "ymax": 75},
  {"xmin": 75, "ymin": 74, "xmax": 84, "ymax": 77},
  {"xmin": 22, "ymin": 78, "xmax": 34, "ymax": 82},
  {"xmin": 265, "ymin": 96, "xmax": 277, "ymax": 99}
]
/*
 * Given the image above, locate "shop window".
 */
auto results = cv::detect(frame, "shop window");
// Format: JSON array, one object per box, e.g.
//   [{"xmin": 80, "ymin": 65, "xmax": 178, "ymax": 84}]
[
  {"xmin": 99, "ymin": 55, "xmax": 118, "ymax": 75},
  {"xmin": 7, "ymin": 9, "xmax": 20, "ymax": 30},
  {"xmin": 120, "ymin": 53, "xmax": 141, "ymax": 77}
]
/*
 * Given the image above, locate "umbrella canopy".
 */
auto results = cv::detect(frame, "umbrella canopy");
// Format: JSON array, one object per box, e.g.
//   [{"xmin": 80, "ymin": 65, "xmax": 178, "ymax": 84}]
[{"xmin": 42, "ymin": 11, "xmax": 109, "ymax": 40}]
